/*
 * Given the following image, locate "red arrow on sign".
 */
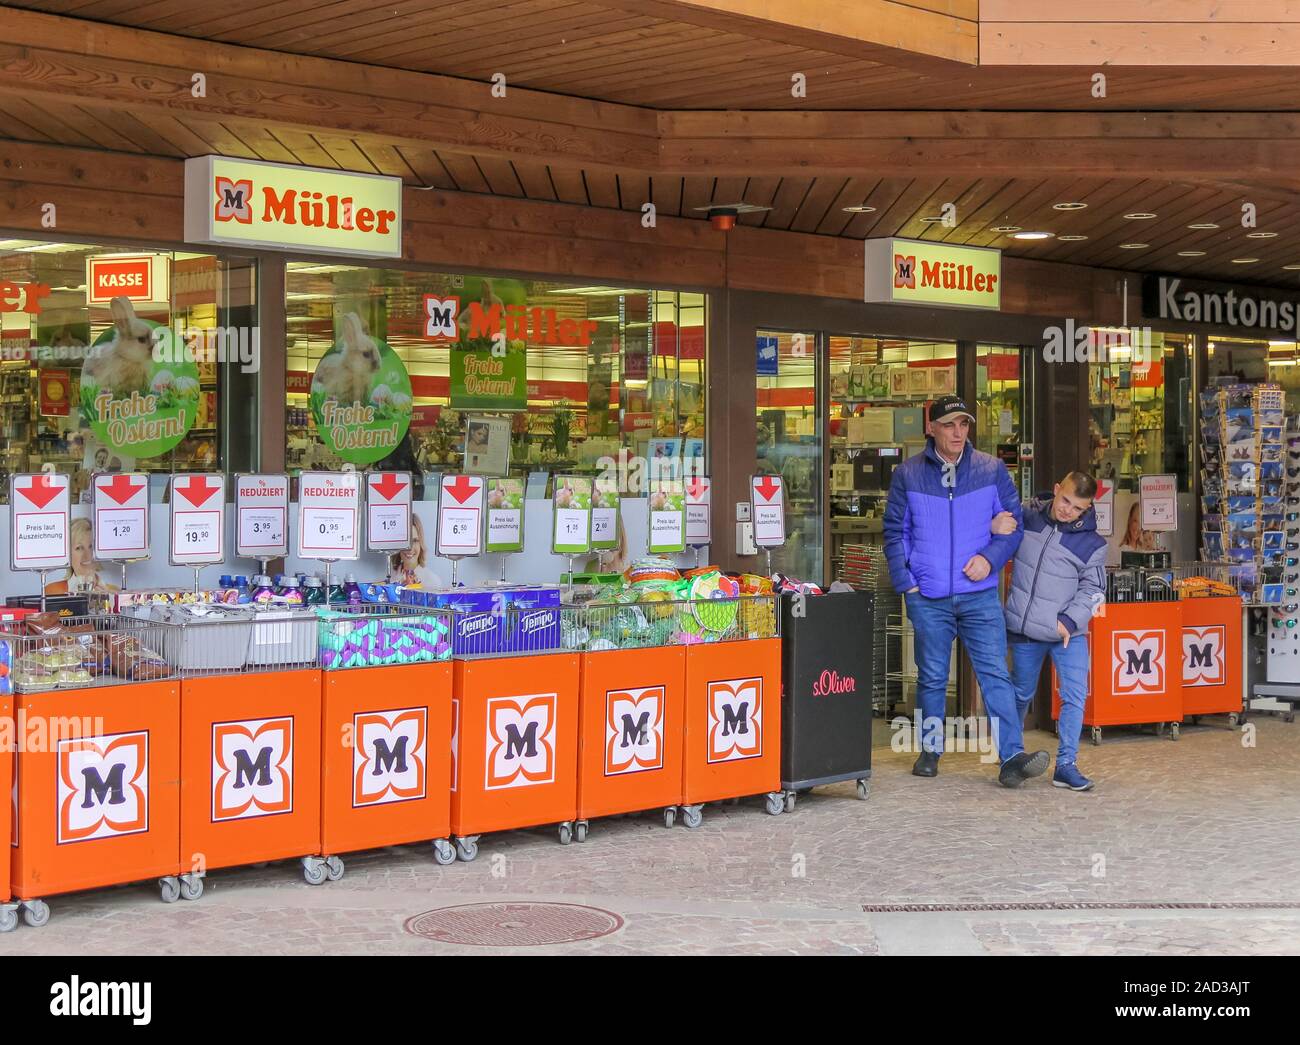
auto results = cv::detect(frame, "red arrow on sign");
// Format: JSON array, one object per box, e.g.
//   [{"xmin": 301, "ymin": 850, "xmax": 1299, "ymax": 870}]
[
  {"xmin": 17, "ymin": 475, "xmax": 62, "ymax": 509},
  {"xmin": 687, "ymin": 478, "xmax": 709, "ymax": 500},
  {"xmin": 370, "ymin": 473, "xmax": 409, "ymax": 502},
  {"xmin": 444, "ymin": 475, "xmax": 480, "ymax": 505},
  {"xmin": 176, "ymin": 475, "xmax": 220, "ymax": 507},
  {"xmin": 754, "ymin": 476, "xmax": 781, "ymax": 502},
  {"xmin": 1096, "ymin": 481, "xmax": 1111, "ymax": 500},
  {"xmin": 98, "ymin": 473, "xmax": 144, "ymax": 506}
]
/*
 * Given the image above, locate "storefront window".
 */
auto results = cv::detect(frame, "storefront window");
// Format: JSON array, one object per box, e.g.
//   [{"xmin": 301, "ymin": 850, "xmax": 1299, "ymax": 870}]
[
  {"xmin": 0, "ymin": 239, "xmax": 255, "ymax": 502},
  {"xmin": 1088, "ymin": 332, "xmax": 1192, "ymax": 491},
  {"xmin": 284, "ymin": 265, "xmax": 705, "ymax": 489},
  {"xmin": 1206, "ymin": 336, "xmax": 1300, "ymax": 408}
]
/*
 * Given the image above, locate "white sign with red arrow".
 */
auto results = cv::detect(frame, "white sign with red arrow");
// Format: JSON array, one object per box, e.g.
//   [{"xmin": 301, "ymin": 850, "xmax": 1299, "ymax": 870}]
[
  {"xmin": 170, "ymin": 473, "xmax": 226, "ymax": 565},
  {"xmin": 235, "ymin": 473, "xmax": 289, "ymax": 558},
  {"xmin": 1094, "ymin": 478, "xmax": 1114, "ymax": 537},
  {"xmin": 93, "ymin": 472, "xmax": 149, "ymax": 559},
  {"xmin": 750, "ymin": 474, "xmax": 786, "ymax": 547},
  {"xmin": 367, "ymin": 471, "xmax": 412, "ymax": 552},
  {"xmin": 437, "ymin": 474, "xmax": 484, "ymax": 557},
  {"xmin": 685, "ymin": 475, "xmax": 712, "ymax": 546},
  {"xmin": 9, "ymin": 472, "xmax": 70, "ymax": 571},
  {"xmin": 297, "ymin": 471, "xmax": 361, "ymax": 560}
]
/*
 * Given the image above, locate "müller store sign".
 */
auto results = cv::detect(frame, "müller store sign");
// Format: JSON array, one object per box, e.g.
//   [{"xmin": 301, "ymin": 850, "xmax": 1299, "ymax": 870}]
[
  {"xmin": 865, "ymin": 237, "xmax": 1001, "ymax": 311},
  {"xmin": 184, "ymin": 156, "xmax": 403, "ymax": 258}
]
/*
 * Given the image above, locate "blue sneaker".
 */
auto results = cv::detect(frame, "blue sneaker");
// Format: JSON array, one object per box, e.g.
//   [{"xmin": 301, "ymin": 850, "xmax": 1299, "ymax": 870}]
[{"xmin": 1052, "ymin": 763, "xmax": 1094, "ymax": 791}]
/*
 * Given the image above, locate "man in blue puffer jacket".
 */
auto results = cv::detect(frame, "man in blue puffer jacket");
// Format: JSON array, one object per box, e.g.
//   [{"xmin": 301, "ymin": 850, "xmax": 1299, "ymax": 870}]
[
  {"xmin": 993, "ymin": 472, "xmax": 1107, "ymax": 792},
  {"xmin": 884, "ymin": 395, "xmax": 1049, "ymax": 787}
]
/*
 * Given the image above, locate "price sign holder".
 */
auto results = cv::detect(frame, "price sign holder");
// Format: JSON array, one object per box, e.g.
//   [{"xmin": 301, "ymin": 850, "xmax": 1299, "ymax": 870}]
[
  {"xmin": 92, "ymin": 471, "xmax": 150, "ymax": 589},
  {"xmin": 551, "ymin": 475, "xmax": 594, "ymax": 593},
  {"xmin": 170, "ymin": 473, "xmax": 227, "ymax": 593},
  {"xmin": 647, "ymin": 478, "xmax": 686, "ymax": 559},
  {"xmin": 484, "ymin": 477, "xmax": 526, "ymax": 582},
  {"xmin": 9, "ymin": 468, "xmax": 71, "ymax": 609},
  {"xmin": 297, "ymin": 469, "xmax": 362, "ymax": 597},
  {"xmin": 684, "ymin": 474, "xmax": 712, "ymax": 569},
  {"xmin": 366, "ymin": 471, "xmax": 413, "ymax": 579},
  {"xmin": 235, "ymin": 473, "xmax": 290, "ymax": 578},
  {"xmin": 591, "ymin": 475, "xmax": 622, "ymax": 573},
  {"xmin": 436, "ymin": 474, "xmax": 485, "ymax": 588},
  {"xmin": 750, "ymin": 473, "xmax": 787, "ymax": 578}
]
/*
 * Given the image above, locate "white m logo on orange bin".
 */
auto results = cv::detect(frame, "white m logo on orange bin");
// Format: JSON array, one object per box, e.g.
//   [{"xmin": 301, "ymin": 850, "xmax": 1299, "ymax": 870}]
[
  {"xmin": 1182, "ymin": 626, "xmax": 1225, "ymax": 687},
  {"xmin": 485, "ymin": 695, "xmax": 555, "ymax": 789},
  {"xmin": 1112, "ymin": 631, "xmax": 1165, "ymax": 695},
  {"xmin": 57, "ymin": 731, "xmax": 149, "ymax": 843},
  {"xmin": 353, "ymin": 708, "xmax": 426, "ymax": 807},
  {"xmin": 212, "ymin": 717, "xmax": 293, "ymax": 822},
  {"xmin": 707, "ymin": 677, "xmax": 763, "ymax": 763},
  {"xmin": 605, "ymin": 686, "xmax": 664, "ymax": 776}
]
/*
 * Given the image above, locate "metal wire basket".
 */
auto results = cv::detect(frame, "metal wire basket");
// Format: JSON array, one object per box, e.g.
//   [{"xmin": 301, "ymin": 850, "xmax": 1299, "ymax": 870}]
[
  {"xmin": 0, "ymin": 614, "xmax": 174, "ymax": 693},
  {"xmin": 317, "ymin": 603, "xmax": 453, "ymax": 670},
  {"xmin": 149, "ymin": 603, "xmax": 319, "ymax": 675},
  {"xmin": 558, "ymin": 595, "xmax": 779, "ymax": 652}
]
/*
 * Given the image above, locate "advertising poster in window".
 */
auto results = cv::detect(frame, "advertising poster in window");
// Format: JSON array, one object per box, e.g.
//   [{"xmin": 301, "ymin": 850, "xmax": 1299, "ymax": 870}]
[
  {"xmin": 463, "ymin": 414, "xmax": 511, "ymax": 477},
  {"xmin": 446, "ymin": 277, "xmax": 528, "ymax": 412}
]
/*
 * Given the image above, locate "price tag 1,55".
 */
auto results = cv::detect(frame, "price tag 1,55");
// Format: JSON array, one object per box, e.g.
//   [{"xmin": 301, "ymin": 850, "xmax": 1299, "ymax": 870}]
[
  {"xmin": 170, "ymin": 473, "xmax": 226, "ymax": 566},
  {"xmin": 297, "ymin": 471, "xmax": 361, "ymax": 561},
  {"xmin": 437, "ymin": 474, "xmax": 484, "ymax": 557},
  {"xmin": 93, "ymin": 472, "xmax": 150, "ymax": 561}
]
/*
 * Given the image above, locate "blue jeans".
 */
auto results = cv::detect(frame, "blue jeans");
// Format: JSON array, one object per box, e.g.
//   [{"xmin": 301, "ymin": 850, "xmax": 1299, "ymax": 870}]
[
  {"xmin": 1009, "ymin": 634, "xmax": 1089, "ymax": 767},
  {"xmin": 905, "ymin": 587, "xmax": 1023, "ymax": 763}
]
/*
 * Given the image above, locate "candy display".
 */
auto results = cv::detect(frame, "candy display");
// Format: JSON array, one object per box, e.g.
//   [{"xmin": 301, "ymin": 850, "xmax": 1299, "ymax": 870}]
[
  {"xmin": 0, "ymin": 613, "xmax": 169, "ymax": 691},
  {"xmin": 317, "ymin": 607, "xmax": 452, "ymax": 669}
]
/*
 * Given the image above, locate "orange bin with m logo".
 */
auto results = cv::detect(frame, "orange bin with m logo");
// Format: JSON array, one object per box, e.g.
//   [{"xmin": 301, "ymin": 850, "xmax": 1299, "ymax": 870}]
[
  {"xmin": 1053, "ymin": 601, "xmax": 1183, "ymax": 729},
  {"xmin": 1178, "ymin": 596, "xmax": 1243, "ymax": 717},
  {"xmin": 449, "ymin": 652, "xmax": 579, "ymax": 858},
  {"xmin": 1, "ymin": 693, "xmax": 12, "ymax": 910}
]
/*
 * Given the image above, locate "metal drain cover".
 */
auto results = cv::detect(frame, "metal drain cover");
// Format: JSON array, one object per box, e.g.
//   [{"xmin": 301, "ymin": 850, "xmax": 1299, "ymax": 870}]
[{"xmin": 405, "ymin": 902, "xmax": 624, "ymax": 947}]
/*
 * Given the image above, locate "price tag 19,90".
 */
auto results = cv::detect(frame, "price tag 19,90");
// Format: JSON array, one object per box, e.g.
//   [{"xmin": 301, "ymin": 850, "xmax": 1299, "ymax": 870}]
[
  {"xmin": 10, "ymin": 472, "xmax": 71, "ymax": 571},
  {"xmin": 297, "ymin": 471, "xmax": 361, "ymax": 561},
  {"xmin": 367, "ymin": 471, "xmax": 413, "ymax": 552},
  {"xmin": 437, "ymin": 474, "xmax": 484, "ymax": 557},
  {"xmin": 685, "ymin": 475, "xmax": 712, "ymax": 547},
  {"xmin": 750, "ymin": 473, "xmax": 787, "ymax": 548},
  {"xmin": 170, "ymin": 473, "xmax": 226, "ymax": 566},
  {"xmin": 93, "ymin": 472, "xmax": 150, "ymax": 561},
  {"xmin": 235, "ymin": 474, "xmax": 289, "ymax": 558}
]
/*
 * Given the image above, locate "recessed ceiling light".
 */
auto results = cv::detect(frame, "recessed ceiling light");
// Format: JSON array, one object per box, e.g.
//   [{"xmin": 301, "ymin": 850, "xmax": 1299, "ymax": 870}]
[
  {"xmin": 1012, "ymin": 231, "xmax": 1054, "ymax": 240},
  {"xmin": 1284, "ymin": 264, "xmax": 1300, "ymax": 270},
  {"xmin": 1119, "ymin": 243, "xmax": 1149, "ymax": 249},
  {"xmin": 1187, "ymin": 222, "xmax": 1220, "ymax": 230},
  {"xmin": 1123, "ymin": 213, "xmax": 1158, "ymax": 220},
  {"xmin": 1231, "ymin": 258, "xmax": 1261, "ymax": 264},
  {"xmin": 1177, "ymin": 251, "xmax": 1207, "ymax": 257},
  {"xmin": 1053, "ymin": 202, "xmax": 1088, "ymax": 211},
  {"xmin": 990, "ymin": 225, "xmax": 1021, "ymax": 233},
  {"xmin": 920, "ymin": 216, "xmax": 947, "ymax": 223},
  {"xmin": 1057, "ymin": 234, "xmax": 1089, "ymax": 242},
  {"xmin": 842, "ymin": 204, "xmax": 876, "ymax": 214},
  {"xmin": 1247, "ymin": 232, "xmax": 1278, "ymax": 239}
]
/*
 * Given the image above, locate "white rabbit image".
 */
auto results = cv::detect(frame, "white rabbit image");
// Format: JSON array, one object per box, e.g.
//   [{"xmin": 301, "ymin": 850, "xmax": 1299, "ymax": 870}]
[
  {"xmin": 313, "ymin": 311, "xmax": 381, "ymax": 405},
  {"xmin": 83, "ymin": 296, "xmax": 153, "ymax": 395}
]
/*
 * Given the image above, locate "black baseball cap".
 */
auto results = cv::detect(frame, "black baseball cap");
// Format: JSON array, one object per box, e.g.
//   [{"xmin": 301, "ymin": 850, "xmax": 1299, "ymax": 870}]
[{"xmin": 929, "ymin": 395, "xmax": 975, "ymax": 424}]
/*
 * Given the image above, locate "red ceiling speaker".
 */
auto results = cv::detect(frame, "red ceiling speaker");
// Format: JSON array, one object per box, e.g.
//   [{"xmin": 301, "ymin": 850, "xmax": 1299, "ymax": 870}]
[{"xmin": 694, "ymin": 201, "xmax": 771, "ymax": 231}]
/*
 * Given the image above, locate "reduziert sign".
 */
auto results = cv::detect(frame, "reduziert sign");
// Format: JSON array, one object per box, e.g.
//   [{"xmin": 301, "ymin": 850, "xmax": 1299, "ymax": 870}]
[
  {"xmin": 865, "ymin": 237, "xmax": 1001, "ymax": 311},
  {"xmin": 184, "ymin": 156, "xmax": 402, "ymax": 258}
]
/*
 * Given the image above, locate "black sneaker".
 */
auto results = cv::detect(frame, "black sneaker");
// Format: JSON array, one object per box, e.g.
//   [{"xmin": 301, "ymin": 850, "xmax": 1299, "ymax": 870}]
[
  {"xmin": 998, "ymin": 750, "xmax": 1050, "ymax": 788},
  {"xmin": 912, "ymin": 751, "xmax": 940, "ymax": 777}
]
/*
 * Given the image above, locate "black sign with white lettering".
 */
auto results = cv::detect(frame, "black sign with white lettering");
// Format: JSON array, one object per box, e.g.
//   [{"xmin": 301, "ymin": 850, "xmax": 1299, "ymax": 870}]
[{"xmin": 1143, "ymin": 274, "xmax": 1300, "ymax": 336}]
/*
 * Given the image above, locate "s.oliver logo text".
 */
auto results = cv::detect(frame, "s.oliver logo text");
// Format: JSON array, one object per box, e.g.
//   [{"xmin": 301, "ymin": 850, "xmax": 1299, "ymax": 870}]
[{"xmin": 811, "ymin": 670, "xmax": 857, "ymax": 697}]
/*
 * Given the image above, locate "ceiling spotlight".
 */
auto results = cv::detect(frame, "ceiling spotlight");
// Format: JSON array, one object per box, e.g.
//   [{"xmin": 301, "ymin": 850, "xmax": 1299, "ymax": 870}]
[
  {"xmin": 1012, "ymin": 231, "xmax": 1054, "ymax": 240},
  {"xmin": 1187, "ymin": 222, "xmax": 1220, "ymax": 230},
  {"xmin": 1119, "ymin": 243, "xmax": 1149, "ymax": 249},
  {"xmin": 1247, "ymin": 232, "xmax": 1279, "ymax": 239},
  {"xmin": 1057, "ymin": 234, "xmax": 1089, "ymax": 242},
  {"xmin": 1232, "ymin": 257, "xmax": 1261, "ymax": 264},
  {"xmin": 842, "ymin": 204, "xmax": 876, "ymax": 214},
  {"xmin": 1053, "ymin": 202, "xmax": 1088, "ymax": 211},
  {"xmin": 920, "ymin": 216, "xmax": 947, "ymax": 223},
  {"xmin": 990, "ymin": 225, "xmax": 1021, "ymax": 233},
  {"xmin": 1123, "ymin": 213, "xmax": 1158, "ymax": 220},
  {"xmin": 1177, "ymin": 251, "xmax": 1207, "ymax": 257},
  {"xmin": 1284, "ymin": 264, "xmax": 1300, "ymax": 270}
]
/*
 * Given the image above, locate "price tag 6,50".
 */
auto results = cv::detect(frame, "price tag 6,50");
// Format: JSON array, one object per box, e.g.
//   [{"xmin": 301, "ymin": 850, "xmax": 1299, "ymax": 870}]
[{"xmin": 437, "ymin": 474, "xmax": 484, "ymax": 557}]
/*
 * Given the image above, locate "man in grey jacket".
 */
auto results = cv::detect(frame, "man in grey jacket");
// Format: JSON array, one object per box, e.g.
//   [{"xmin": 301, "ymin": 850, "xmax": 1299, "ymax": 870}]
[{"xmin": 993, "ymin": 471, "xmax": 1107, "ymax": 791}]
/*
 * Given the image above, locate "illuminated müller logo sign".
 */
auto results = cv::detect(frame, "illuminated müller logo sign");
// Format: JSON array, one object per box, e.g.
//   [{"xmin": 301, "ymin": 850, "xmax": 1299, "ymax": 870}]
[
  {"xmin": 184, "ymin": 156, "xmax": 402, "ymax": 259},
  {"xmin": 865, "ymin": 237, "xmax": 1001, "ymax": 311}
]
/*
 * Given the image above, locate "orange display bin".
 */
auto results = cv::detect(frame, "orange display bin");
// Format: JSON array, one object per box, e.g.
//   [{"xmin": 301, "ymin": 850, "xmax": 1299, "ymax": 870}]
[
  {"xmin": 180, "ymin": 670, "xmax": 326, "ymax": 884},
  {"xmin": 450, "ymin": 652, "xmax": 579, "ymax": 858},
  {"xmin": 1179, "ymin": 597, "xmax": 1244, "ymax": 718},
  {"xmin": 321, "ymin": 662, "xmax": 454, "ymax": 864},
  {"xmin": 9, "ymin": 681, "xmax": 182, "ymax": 925},
  {"xmin": 1053, "ymin": 600, "xmax": 1184, "ymax": 743},
  {"xmin": 576, "ymin": 646, "xmax": 685, "ymax": 834},
  {"xmin": 681, "ymin": 637, "xmax": 783, "ymax": 825},
  {"xmin": 1, "ymin": 694, "xmax": 12, "ymax": 918}
]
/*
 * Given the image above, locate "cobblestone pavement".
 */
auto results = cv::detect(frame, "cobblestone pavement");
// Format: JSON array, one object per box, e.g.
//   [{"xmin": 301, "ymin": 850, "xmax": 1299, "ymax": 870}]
[{"xmin": 2, "ymin": 717, "xmax": 1298, "ymax": 955}]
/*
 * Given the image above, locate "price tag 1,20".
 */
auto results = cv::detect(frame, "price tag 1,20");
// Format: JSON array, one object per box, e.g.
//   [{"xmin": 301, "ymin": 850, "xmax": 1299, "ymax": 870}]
[
  {"xmin": 437, "ymin": 474, "xmax": 484, "ymax": 557},
  {"xmin": 93, "ymin": 472, "xmax": 150, "ymax": 560},
  {"xmin": 297, "ymin": 471, "xmax": 361, "ymax": 561},
  {"xmin": 367, "ymin": 471, "xmax": 413, "ymax": 553},
  {"xmin": 10, "ymin": 472, "xmax": 71, "ymax": 572},
  {"xmin": 170, "ymin": 473, "xmax": 226, "ymax": 566},
  {"xmin": 235, "ymin": 474, "xmax": 289, "ymax": 559}
]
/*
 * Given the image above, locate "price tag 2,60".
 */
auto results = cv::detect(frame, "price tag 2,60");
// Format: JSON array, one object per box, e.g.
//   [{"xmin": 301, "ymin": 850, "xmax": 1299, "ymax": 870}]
[
  {"xmin": 437, "ymin": 474, "xmax": 484, "ymax": 557},
  {"xmin": 297, "ymin": 471, "xmax": 361, "ymax": 561},
  {"xmin": 170, "ymin": 473, "xmax": 226, "ymax": 566}
]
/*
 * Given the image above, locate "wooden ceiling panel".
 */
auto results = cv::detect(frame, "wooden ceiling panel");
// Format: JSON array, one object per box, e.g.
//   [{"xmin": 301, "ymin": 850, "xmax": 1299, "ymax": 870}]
[
  {"xmin": 617, "ymin": 172, "xmax": 650, "ymax": 211},
  {"xmin": 549, "ymin": 167, "xmax": 590, "ymax": 206},
  {"xmin": 737, "ymin": 177, "xmax": 783, "ymax": 227},
  {"xmin": 651, "ymin": 175, "xmax": 683, "ymax": 217},
  {"xmin": 263, "ymin": 129, "xmax": 342, "ymax": 169},
  {"xmin": 437, "ymin": 153, "xmax": 491, "ymax": 194},
  {"xmin": 762, "ymin": 177, "xmax": 814, "ymax": 230},
  {"xmin": 679, "ymin": 176, "xmax": 714, "ymax": 217},
  {"xmin": 583, "ymin": 169, "xmax": 619, "ymax": 209},
  {"xmin": 219, "ymin": 122, "xmax": 300, "ymax": 164},
  {"xmin": 514, "ymin": 160, "xmax": 559, "ymax": 201},
  {"xmin": 0, "ymin": 100, "xmax": 56, "ymax": 143},
  {"xmin": 789, "ymin": 176, "xmax": 852, "ymax": 234},
  {"xmin": 355, "ymin": 141, "xmax": 419, "ymax": 181},
  {"xmin": 397, "ymin": 148, "xmax": 457, "ymax": 190}
]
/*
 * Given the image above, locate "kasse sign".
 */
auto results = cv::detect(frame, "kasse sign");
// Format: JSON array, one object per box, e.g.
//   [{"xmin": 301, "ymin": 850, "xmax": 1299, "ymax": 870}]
[{"xmin": 185, "ymin": 156, "xmax": 402, "ymax": 258}]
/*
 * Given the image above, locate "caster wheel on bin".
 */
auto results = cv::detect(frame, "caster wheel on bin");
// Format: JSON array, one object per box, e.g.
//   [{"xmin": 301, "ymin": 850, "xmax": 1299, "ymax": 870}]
[
  {"xmin": 1091, "ymin": 727, "xmax": 1102, "ymax": 746},
  {"xmin": 1229, "ymin": 712, "xmax": 1241, "ymax": 728},
  {"xmin": 455, "ymin": 837, "xmax": 479, "ymax": 862},
  {"xmin": 1286, "ymin": 712, "xmax": 1296, "ymax": 724},
  {"xmin": 764, "ymin": 792, "xmax": 785, "ymax": 816},
  {"xmin": 432, "ymin": 839, "xmax": 456, "ymax": 865},
  {"xmin": 325, "ymin": 856, "xmax": 345, "ymax": 882},
  {"xmin": 180, "ymin": 875, "xmax": 204, "ymax": 901},
  {"xmin": 663, "ymin": 807, "xmax": 676, "ymax": 828},
  {"xmin": 575, "ymin": 821, "xmax": 589, "ymax": 843},
  {"xmin": 857, "ymin": 779, "xmax": 870, "ymax": 800},
  {"xmin": 558, "ymin": 823, "xmax": 573, "ymax": 845},
  {"xmin": 302, "ymin": 859, "xmax": 327, "ymax": 886},
  {"xmin": 22, "ymin": 900, "xmax": 49, "ymax": 928},
  {"xmin": 0, "ymin": 907, "xmax": 16, "ymax": 934},
  {"xmin": 159, "ymin": 877, "xmax": 180, "ymax": 904},
  {"xmin": 1155, "ymin": 722, "xmax": 1166, "ymax": 736},
  {"xmin": 784, "ymin": 791, "xmax": 796, "ymax": 813},
  {"xmin": 682, "ymin": 806, "xmax": 703, "ymax": 829},
  {"xmin": 1170, "ymin": 722, "xmax": 1181, "ymax": 740}
]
